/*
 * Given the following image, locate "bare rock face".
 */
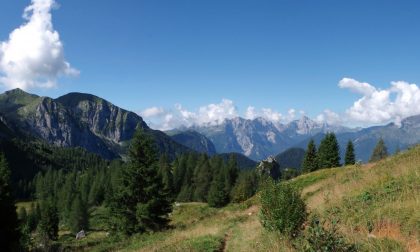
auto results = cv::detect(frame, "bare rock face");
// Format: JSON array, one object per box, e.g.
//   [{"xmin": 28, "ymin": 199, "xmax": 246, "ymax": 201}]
[
  {"xmin": 0, "ymin": 89, "xmax": 189, "ymax": 159},
  {"xmin": 256, "ymin": 156, "xmax": 281, "ymax": 180}
]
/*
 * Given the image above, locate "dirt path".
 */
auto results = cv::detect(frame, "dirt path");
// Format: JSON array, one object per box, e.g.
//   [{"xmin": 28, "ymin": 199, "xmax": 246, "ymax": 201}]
[{"xmin": 219, "ymin": 232, "xmax": 230, "ymax": 252}]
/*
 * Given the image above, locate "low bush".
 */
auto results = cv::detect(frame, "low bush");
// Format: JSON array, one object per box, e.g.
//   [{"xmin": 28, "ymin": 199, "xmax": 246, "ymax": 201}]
[
  {"xmin": 259, "ymin": 179, "xmax": 307, "ymax": 237},
  {"xmin": 301, "ymin": 216, "xmax": 358, "ymax": 252}
]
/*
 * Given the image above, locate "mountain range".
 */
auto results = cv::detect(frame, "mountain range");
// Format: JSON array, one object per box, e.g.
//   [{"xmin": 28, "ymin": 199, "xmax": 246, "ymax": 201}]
[
  {"xmin": 177, "ymin": 114, "xmax": 420, "ymax": 162},
  {"xmin": 1, "ymin": 88, "xmax": 419, "ymax": 164}
]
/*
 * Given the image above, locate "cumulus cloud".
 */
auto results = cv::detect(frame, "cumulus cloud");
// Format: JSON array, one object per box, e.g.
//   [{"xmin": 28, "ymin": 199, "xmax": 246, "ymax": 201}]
[
  {"xmin": 140, "ymin": 99, "xmax": 239, "ymax": 130},
  {"xmin": 339, "ymin": 78, "xmax": 420, "ymax": 125},
  {"xmin": 245, "ymin": 106, "xmax": 284, "ymax": 123},
  {"xmin": 315, "ymin": 109, "xmax": 341, "ymax": 125},
  {"xmin": 140, "ymin": 107, "xmax": 166, "ymax": 118},
  {"xmin": 0, "ymin": 0, "xmax": 78, "ymax": 90},
  {"xmin": 338, "ymin": 77, "xmax": 376, "ymax": 96}
]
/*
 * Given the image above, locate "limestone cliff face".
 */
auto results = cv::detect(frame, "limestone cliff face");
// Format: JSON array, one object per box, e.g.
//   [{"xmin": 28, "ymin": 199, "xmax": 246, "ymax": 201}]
[{"xmin": 0, "ymin": 89, "xmax": 189, "ymax": 159}]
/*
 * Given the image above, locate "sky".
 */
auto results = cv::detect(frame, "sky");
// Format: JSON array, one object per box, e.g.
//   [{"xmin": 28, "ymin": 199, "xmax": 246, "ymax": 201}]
[{"xmin": 1, "ymin": 0, "xmax": 420, "ymax": 130}]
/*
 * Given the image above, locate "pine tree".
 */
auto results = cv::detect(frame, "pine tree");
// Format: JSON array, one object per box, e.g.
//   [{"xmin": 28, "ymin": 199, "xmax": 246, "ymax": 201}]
[
  {"xmin": 344, "ymin": 140, "xmax": 356, "ymax": 165},
  {"xmin": 158, "ymin": 154, "xmax": 174, "ymax": 196},
  {"xmin": 110, "ymin": 128, "xmax": 172, "ymax": 235},
  {"xmin": 224, "ymin": 154, "xmax": 239, "ymax": 196},
  {"xmin": 207, "ymin": 170, "xmax": 229, "ymax": 208},
  {"xmin": 231, "ymin": 171, "xmax": 258, "ymax": 203},
  {"xmin": 192, "ymin": 155, "xmax": 211, "ymax": 202},
  {"xmin": 370, "ymin": 138, "xmax": 388, "ymax": 162},
  {"xmin": 317, "ymin": 133, "xmax": 341, "ymax": 168},
  {"xmin": 0, "ymin": 153, "xmax": 20, "ymax": 251},
  {"xmin": 69, "ymin": 194, "xmax": 89, "ymax": 234},
  {"xmin": 172, "ymin": 155, "xmax": 187, "ymax": 194},
  {"xmin": 38, "ymin": 200, "xmax": 59, "ymax": 242},
  {"xmin": 302, "ymin": 139, "xmax": 318, "ymax": 173}
]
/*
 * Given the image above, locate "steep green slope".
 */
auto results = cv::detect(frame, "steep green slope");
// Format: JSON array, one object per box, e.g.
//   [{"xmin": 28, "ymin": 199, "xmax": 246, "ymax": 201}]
[{"xmin": 0, "ymin": 89, "xmax": 191, "ymax": 160}]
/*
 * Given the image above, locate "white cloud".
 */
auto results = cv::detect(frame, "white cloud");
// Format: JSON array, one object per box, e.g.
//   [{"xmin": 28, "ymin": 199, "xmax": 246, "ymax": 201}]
[
  {"xmin": 245, "ymin": 106, "xmax": 258, "ymax": 120},
  {"xmin": 140, "ymin": 107, "xmax": 166, "ymax": 118},
  {"xmin": 0, "ymin": 0, "xmax": 78, "ymax": 90},
  {"xmin": 315, "ymin": 109, "xmax": 341, "ymax": 125},
  {"xmin": 245, "ymin": 106, "xmax": 284, "ymax": 123},
  {"xmin": 338, "ymin": 77, "xmax": 376, "ymax": 96},
  {"xmin": 339, "ymin": 78, "xmax": 420, "ymax": 125},
  {"xmin": 140, "ymin": 99, "xmax": 239, "ymax": 130},
  {"xmin": 196, "ymin": 99, "xmax": 238, "ymax": 125}
]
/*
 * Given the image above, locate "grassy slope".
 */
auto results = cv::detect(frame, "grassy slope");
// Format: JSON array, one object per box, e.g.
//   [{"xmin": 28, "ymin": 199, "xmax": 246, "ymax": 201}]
[{"xmin": 61, "ymin": 145, "xmax": 420, "ymax": 251}]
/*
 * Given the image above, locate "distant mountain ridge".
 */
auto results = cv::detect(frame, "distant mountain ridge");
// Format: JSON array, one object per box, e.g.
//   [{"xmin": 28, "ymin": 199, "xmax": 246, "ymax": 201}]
[
  {"xmin": 167, "ymin": 130, "xmax": 217, "ymax": 155},
  {"xmin": 178, "ymin": 114, "xmax": 420, "ymax": 162},
  {"xmin": 186, "ymin": 116, "xmax": 353, "ymax": 160},
  {"xmin": 0, "ymin": 89, "xmax": 190, "ymax": 159}
]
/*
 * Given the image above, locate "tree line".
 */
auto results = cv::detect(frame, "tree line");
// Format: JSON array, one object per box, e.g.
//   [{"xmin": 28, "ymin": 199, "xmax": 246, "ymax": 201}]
[
  {"xmin": 0, "ymin": 128, "xmax": 260, "ymax": 250},
  {"xmin": 302, "ymin": 133, "xmax": 389, "ymax": 173}
]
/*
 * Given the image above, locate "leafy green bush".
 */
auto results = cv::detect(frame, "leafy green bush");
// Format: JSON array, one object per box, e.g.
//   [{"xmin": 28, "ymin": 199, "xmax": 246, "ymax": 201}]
[
  {"xmin": 259, "ymin": 179, "xmax": 307, "ymax": 237},
  {"xmin": 302, "ymin": 216, "xmax": 358, "ymax": 252}
]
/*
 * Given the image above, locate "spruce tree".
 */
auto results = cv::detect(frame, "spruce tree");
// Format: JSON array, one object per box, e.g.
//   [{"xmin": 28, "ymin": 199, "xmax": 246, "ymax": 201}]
[
  {"xmin": 207, "ymin": 171, "xmax": 229, "ymax": 208},
  {"xmin": 370, "ymin": 138, "xmax": 388, "ymax": 162},
  {"xmin": 224, "ymin": 154, "xmax": 239, "ymax": 196},
  {"xmin": 317, "ymin": 133, "xmax": 341, "ymax": 168},
  {"xmin": 192, "ymin": 155, "xmax": 211, "ymax": 202},
  {"xmin": 38, "ymin": 200, "xmax": 59, "ymax": 242},
  {"xmin": 344, "ymin": 140, "xmax": 356, "ymax": 165},
  {"xmin": 110, "ymin": 128, "xmax": 172, "ymax": 235},
  {"xmin": 302, "ymin": 139, "xmax": 318, "ymax": 173},
  {"xmin": 69, "ymin": 194, "xmax": 89, "ymax": 234},
  {"xmin": 0, "ymin": 153, "xmax": 20, "ymax": 251},
  {"xmin": 158, "ymin": 154, "xmax": 174, "ymax": 196}
]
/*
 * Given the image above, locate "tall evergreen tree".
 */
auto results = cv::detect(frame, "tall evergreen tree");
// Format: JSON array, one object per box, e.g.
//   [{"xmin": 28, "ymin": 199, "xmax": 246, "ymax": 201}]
[
  {"xmin": 110, "ymin": 128, "xmax": 172, "ymax": 235},
  {"xmin": 370, "ymin": 138, "xmax": 388, "ymax": 162},
  {"xmin": 224, "ymin": 154, "xmax": 239, "ymax": 196},
  {"xmin": 302, "ymin": 139, "xmax": 318, "ymax": 173},
  {"xmin": 69, "ymin": 194, "xmax": 89, "ymax": 234},
  {"xmin": 0, "ymin": 153, "xmax": 20, "ymax": 251},
  {"xmin": 207, "ymin": 170, "xmax": 229, "ymax": 208},
  {"xmin": 317, "ymin": 133, "xmax": 341, "ymax": 168},
  {"xmin": 344, "ymin": 140, "xmax": 356, "ymax": 165},
  {"xmin": 158, "ymin": 154, "xmax": 174, "ymax": 196},
  {"xmin": 38, "ymin": 200, "xmax": 59, "ymax": 242},
  {"xmin": 192, "ymin": 155, "xmax": 212, "ymax": 202}
]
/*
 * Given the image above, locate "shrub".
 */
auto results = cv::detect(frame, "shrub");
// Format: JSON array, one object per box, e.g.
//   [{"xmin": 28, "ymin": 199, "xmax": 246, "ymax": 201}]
[
  {"xmin": 259, "ymin": 179, "xmax": 307, "ymax": 237},
  {"xmin": 302, "ymin": 216, "xmax": 358, "ymax": 252}
]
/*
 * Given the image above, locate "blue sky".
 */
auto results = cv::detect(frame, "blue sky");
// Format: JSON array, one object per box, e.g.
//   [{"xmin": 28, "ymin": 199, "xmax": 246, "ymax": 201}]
[{"xmin": 1, "ymin": 0, "xmax": 420, "ymax": 129}]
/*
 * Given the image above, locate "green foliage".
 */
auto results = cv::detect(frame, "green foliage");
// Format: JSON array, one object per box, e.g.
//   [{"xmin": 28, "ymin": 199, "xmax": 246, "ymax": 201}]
[
  {"xmin": 38, "ymin": 200, "xmax": 59, "ymax": 242},
  {"xmin": 317, "ymin": 133, "xmax": 341, "ymax": 168},
  {"xmin": 173, "ymin": 152, "xmax": 240, "ymax": 206},
  {"xmin": 192, "ymin": 155, "xmax": 212, "ymax": 202},
  {"xmin": 207, "ymin": 171, "xmax": 229, "ymax": 208},
  {"xmin": 0, "ymin": 153, "xmax": 20, "ymax": 251},
  {"xmin": 110, "ymin": 128, "xmax": 172, "ymax": 235},
  {"xmin": 69, "ymin": 194, "xmax": 89, "ymax": 234},
  {"xmin": 370, "ymin": 138, "xmax": 388, "ymax": 162},
  {"xmin": 259, "ymin": 179, "xmax": 307, "ymax": 237},
  {"xmin": 345, "ymin": 140, "xmax": 356, "ymax": 165},
  {"xmin": 179, "ymin": 234, "xmax": 224, "ymax": 252},
  {"xmin": 302, "ymin": 139, "xmax": 319, "ymax": 173},
  {"xmin": 301, "ymin": 216, "xmax": 357, "ymax": 252},
  {"xmin": 158, "ymin": 154, "xmax": 174, "ymax": 197},
  {"xmin": 231, "ymin": 170, "xmax": 259, "ymax": 203}
]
